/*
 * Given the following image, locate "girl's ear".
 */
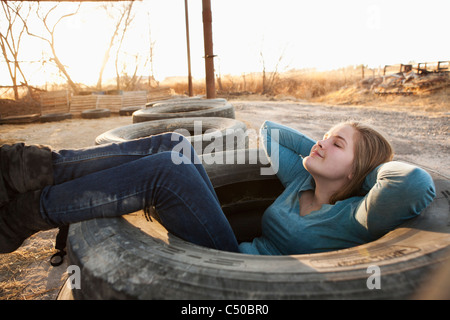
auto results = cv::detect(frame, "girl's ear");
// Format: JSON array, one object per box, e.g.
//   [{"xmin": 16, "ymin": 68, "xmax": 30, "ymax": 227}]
[{"xmin": 347, "ymin": 171, "xmax": 354, "ymax": 181}]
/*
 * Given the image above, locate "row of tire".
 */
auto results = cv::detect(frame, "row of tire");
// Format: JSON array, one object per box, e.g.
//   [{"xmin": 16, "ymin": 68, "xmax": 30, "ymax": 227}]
[
  {"xmin": 84, "ymin": 96, "xmax": 237, "ymax": 121},
  {"xmin": 62, "ymin": 97, "xmax": 450, "ymax": 300},
  {"xmin": 94, "ymin": 97, "xmax": 250, "ymax": 156},
  {"xmin": 1, "ymin": 96, "xmax": 234, "ymax": 124}
]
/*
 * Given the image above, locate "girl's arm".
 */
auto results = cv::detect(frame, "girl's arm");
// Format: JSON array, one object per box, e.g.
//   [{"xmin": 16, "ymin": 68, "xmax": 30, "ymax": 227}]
[
  {"xmin": 354, "ymin": 161, "xmax": 436, "ymax": 239},
  {"xmin": 260, "ymin": 121, "xmax": 316, "ymax": 187}
]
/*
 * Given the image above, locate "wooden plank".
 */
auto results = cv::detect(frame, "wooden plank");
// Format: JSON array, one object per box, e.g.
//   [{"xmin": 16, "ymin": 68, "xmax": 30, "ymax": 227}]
[
  {"xmin": 96, "ymin": 95, "xmax": 123, "ymax": 112},
  {"xmin": 0, "ymin": 114, "xmax": 40, "ymax": 124},
  {"xmin": 147, "ymin": 87, "xmax": 173, "ymax": 102},
  {"xmin": 40, "ymin": 90, "xmax": 70, "ymax": 115},
  {"xmin": 122, "ymin": 91, "xmax": 147, "ymax": 107},
  {"xmin": 70, "ymin": 95, "xmax": 99, "ymax": 114}
]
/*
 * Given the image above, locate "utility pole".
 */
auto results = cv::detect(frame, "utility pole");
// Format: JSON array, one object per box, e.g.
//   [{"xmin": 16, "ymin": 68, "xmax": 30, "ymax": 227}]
[
  {"xmin": 201, "ymin": 0, "xmax": 216, "ymax": 98},
  {"xmin": 184, "ymin": 0, "xmax": 193, "ymax": 96}
]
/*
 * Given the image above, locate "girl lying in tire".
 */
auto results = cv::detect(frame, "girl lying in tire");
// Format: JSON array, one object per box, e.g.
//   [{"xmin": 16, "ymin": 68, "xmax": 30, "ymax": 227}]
[
  {"xmin": 239, "ymin": 121, "xmax": 435, "ymax": 254},
  {"xmin": 0, "ymin": 121, "xmax": 435, "ymax": 255}
]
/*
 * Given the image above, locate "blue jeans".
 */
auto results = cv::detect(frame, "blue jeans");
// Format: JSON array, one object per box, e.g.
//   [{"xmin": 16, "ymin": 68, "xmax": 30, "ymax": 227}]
[{"xmin": 39, "ymin": 133, "xmax": 239, "ymax": 252}]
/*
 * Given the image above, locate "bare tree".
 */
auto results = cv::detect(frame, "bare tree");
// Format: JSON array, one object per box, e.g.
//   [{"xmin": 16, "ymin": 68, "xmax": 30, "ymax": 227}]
[
  {"xmin": 119, "ymin": 54, "xmax": 140, "ymax": 91},
  {"xmin": 113, "ymin": 1, "xmax": 134, "ymax": 90},
  {"xmin": 96, "ymin": 1, "xmax": 134, "ymax": 90},
  {"xmin": 112, "ymin": 1, "xmax": 153, "ymax": 91},
  {"xmin": 0, "ymin": 1, "xmax": 32, "ymax": 99},
  {"xmin": 147, "ymin": 11, "xmax": 158, "ymax": 88},
  {"xmin": 260, "ymin": 50, "xmax": 286, "ymax": 95},
  {"xmin": 259, "ymin": 43, "xmax": 289, "ymax": 95},
  {"xmin": 17, "ymin": 2, "xmax": 81, "ymax": 94}
]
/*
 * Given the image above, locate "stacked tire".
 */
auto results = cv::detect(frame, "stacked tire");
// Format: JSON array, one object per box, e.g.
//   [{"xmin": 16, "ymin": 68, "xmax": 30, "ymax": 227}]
[
  {"xmin": 60, "ymin": 97, "xmax": 450, "ymax": 300},
  {"xmin": 95, "ymin": 117, "xmax": 248, "ymax": 155},
  {"xmin": 61, "ymin": 149, "xmax": 450, "ymax": 300},
  {"xmin": 132, "ymin": 98, "xmax": 235, "ymax": 123},
  {"xmin": 96, "ymin": 97, "xmax": 247, "ymax": 155}
]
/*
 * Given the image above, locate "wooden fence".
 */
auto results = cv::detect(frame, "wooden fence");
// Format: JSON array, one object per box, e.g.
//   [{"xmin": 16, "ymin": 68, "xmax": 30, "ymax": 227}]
[{"xmin": 39, "ymin": 88, "xmax": 173, "ymax": 116}]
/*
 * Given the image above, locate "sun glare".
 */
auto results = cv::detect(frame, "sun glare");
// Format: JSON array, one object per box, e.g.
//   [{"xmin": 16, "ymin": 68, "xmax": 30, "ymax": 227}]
[{"xmin": 0, "ymin": 0, "xmax": 448, "ymax": 88}]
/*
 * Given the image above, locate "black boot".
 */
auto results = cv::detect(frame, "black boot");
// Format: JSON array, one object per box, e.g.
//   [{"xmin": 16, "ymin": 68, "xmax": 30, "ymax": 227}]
[{"xmin": 0, "ymin": 190, "xmax": 57, "ymax": 254}]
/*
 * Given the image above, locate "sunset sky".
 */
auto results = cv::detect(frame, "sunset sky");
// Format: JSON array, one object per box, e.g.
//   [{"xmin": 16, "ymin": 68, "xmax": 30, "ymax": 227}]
[{"xmin": 1, "ymin": 0, "xmax": 449, "ymax": 87}]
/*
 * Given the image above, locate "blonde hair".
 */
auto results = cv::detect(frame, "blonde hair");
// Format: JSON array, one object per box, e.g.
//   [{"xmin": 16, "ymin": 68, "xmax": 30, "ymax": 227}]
[{"xmin": 330, "ymin": 122, "xmax": 394, "ymax": 204}]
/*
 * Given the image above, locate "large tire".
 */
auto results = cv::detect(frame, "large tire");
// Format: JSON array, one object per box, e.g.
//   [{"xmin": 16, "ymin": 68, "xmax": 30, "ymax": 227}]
[
  {"xmin": 40, "ymin": 113, "xmax": 72, "ymax": 123},
  {"xmin": 94, "ymin": 117, "xmax": 248, "ymax": 155},
  {"xmin": 133, "ymin": 99, "xmax": 235, "ymax": 123},
  {"xmin": 66, "ymin": 150, "xmax": 450, "ymax": 299},
  {"xmin": 81, "ymin": 108, "xmax": 111, "ymax": 119},
  {"xmin": 145, "ymin": 96, "xmax": 205, "ymax": 108}
]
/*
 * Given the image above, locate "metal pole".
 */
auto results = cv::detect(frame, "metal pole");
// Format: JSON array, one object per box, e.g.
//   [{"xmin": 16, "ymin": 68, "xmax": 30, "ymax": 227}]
[
  {"xmin": 202, "ymin": 0, "xmax": 216, "ymax": 98},
  {"xmin": 184, "ymin": 0, "xmax": 193, "ymax": 96}
]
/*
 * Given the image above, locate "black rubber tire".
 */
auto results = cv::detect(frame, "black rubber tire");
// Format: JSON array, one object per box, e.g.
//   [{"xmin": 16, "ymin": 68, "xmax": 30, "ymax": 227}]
[
  {"xmin": 66, "ymin": 150, "xmax": 450, "ymax": 299},
  {"xmin": 81, "ymin": 108, "xmax": 111, "ymax": 119},
  {"xmin": 94, "ymin": 117, "xmax": 248, "ymax": 155},
  {"xmin": 119, "ymin": 105, "xmax": 144, "ymax": 116},
  {"xmin": 145, "ymin": 96, "xmax": 205, "ymax": 108},
  {"xmin": 133, "ymin": 99, "xmax": 235, "ymax": 123},
  {"xmin": 40, "ymin": 113, "xmax": 72, "ymax": 123}
]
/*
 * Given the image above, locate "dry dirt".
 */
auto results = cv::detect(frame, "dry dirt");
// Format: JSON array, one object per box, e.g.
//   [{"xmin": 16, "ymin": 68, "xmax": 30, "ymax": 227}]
[{"xmin": 0, "ymin": 99, "xmax": 448, "ymax": 299}]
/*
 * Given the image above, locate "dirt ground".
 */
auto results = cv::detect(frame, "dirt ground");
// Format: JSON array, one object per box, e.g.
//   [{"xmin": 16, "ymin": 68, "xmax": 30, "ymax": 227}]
[{"xmin": 0, "ymin": 98, "xmax": 448, "ymax": 299}]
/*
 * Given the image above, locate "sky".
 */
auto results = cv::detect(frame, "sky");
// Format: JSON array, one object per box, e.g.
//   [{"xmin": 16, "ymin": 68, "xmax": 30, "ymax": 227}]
[{"xmin": 1, "ymin": 0, "xmax": 449, "ymax": 87}]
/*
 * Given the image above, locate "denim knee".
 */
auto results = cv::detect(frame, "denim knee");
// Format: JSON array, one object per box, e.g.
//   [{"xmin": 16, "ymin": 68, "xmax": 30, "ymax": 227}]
[{"xmin": 169, "ymin": 134, "xmax": 202, "ymax": 165}]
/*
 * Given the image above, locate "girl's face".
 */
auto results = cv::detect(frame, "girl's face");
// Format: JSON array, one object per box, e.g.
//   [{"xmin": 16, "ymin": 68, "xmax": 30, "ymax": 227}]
[{"xmin": 303, "ymin": 124, "xmax": 356, "ymax": 183}]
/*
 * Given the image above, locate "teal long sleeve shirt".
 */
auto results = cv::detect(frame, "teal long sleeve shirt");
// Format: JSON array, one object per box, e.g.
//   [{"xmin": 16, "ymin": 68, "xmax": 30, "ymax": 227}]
[{"xmin": 238, "ymin": 121, "xmax": 436, "ymax": 255}]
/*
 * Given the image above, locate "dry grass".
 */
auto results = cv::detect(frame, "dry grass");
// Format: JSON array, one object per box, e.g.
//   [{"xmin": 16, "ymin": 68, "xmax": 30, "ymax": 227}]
[
  {"xmin": 163, "ymin": 67, "xmax": 449, "ymax": 113},
  {"xmin": 315, "ymin": 86, "xmax": 449, "ymax": 113},
  {"xmin": 165, "ymin": 67, "xmax": 362, "ymax": 99},
  {"xmin": 0, "ymin": 252, "xmax": 48, "ymax": 300},
  {"xmin": 0, "ymin": 229, "xmax": 64, "ymax": 300}
]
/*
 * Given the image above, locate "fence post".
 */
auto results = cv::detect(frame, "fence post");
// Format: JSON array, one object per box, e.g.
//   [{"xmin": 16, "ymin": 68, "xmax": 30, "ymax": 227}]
[{"xmin": 202, "ymin": 0, "xmax": 216, "ymax": 99}]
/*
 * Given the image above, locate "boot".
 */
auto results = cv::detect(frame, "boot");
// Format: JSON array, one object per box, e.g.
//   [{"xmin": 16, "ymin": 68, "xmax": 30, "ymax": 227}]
[{"xmin": 0, "ymin": 190, "xmax": 57, "ymax": 254}]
